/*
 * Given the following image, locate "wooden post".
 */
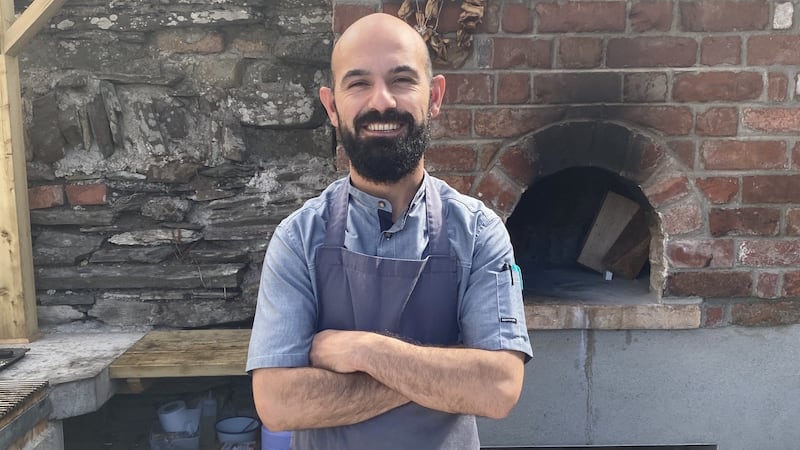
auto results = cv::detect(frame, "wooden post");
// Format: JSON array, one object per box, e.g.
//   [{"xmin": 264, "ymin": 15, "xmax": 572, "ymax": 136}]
[{"xmin": 0, "ymin": 0, "xmax": 67, "ymax": 342}]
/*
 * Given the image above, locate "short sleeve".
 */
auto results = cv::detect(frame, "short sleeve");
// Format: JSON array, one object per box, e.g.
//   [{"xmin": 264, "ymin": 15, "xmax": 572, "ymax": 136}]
[
  {"xmin": 246, "ymin": 225, "xmax": 317, "ymax": 372},
  {"xmin": 459, "ymin": 215, "xmax": 533, "ymax": 362}
]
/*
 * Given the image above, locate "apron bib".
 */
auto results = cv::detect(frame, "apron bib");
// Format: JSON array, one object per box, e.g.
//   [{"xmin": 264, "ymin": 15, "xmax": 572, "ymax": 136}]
[{"xmin": 294, "ymin": 177, "xmax": 479, "ymax": 450}]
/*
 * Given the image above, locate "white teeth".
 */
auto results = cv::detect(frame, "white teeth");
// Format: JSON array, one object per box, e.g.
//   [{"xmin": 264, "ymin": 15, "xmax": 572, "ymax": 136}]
[{"xmin": 366, "ymin": 122, "xmax": 400, "ymax": 131}]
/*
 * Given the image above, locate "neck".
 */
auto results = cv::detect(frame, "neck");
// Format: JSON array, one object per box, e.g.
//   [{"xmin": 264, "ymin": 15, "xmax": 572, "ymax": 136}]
[{"xmin": 350, "ymin": 162, "xmax": 425, "ymax": 223}]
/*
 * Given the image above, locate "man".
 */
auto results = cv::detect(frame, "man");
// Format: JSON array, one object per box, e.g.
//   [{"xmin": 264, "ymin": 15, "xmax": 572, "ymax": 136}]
[{"xmin": 247, "ymin": 12, "xmax": 532, "ymax": 449}]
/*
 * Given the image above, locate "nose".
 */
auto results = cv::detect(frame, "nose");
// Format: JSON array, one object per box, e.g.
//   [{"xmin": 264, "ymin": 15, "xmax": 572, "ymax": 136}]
[{"xmin": 367, "ymin": 81, "xmax": 397, "ymax": 112}]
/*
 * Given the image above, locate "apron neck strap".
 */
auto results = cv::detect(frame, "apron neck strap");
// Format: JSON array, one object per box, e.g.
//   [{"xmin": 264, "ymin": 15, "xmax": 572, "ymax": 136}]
[{"xmin": 324, "ymin": 175, "xmax": 450, "ymax": 256}]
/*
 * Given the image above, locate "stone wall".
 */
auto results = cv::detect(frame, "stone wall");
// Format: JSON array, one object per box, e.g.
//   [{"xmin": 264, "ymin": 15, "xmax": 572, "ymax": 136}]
[{"xmin": 23, "ymin": 0, "xmax": 337, "ymax": 328}]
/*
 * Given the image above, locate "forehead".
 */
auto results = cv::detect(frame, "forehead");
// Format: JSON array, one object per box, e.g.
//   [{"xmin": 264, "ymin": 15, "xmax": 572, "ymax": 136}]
[{"xmin": 331, "ymin": 27, "xmax": 428, "ymax": 82}]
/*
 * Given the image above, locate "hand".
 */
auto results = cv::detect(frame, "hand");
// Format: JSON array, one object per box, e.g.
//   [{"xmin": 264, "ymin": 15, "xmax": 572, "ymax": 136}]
[{"xmin": 310, "ymin": 329, "xmax": 369, "ymax": 374}]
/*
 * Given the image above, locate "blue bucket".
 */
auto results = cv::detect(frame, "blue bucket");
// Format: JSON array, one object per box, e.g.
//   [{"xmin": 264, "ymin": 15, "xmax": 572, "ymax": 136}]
[{"xmin": 261, "ymin": 425, "xmax": 291, "ymax": 450}]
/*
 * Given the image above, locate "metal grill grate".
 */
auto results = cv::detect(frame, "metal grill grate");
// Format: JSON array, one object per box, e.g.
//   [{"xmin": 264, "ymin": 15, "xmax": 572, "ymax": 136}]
[{"xmin": 0, "ymin": 379, "xmax": 49, "ymax": 426}]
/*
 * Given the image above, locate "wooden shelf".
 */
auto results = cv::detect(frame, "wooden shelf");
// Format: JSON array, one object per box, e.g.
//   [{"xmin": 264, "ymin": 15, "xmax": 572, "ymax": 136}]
[{"xmin": 109, "ymin": 329, "xmax": 251, "ymax": 380}]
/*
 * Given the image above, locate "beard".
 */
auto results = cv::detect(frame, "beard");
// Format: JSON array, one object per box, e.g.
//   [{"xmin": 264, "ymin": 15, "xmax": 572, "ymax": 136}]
[{"xmin": 338, "ymin": 108, "xmax": 431, "ymax": 184}]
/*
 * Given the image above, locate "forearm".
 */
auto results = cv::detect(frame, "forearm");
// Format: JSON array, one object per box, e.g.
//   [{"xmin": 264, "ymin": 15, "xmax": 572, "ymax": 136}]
[
  {"xmin": 251, "ymin": 366, "xmax": 409, "ymax": 431},
  {"xmin": 335, "ymin": 333, "xmax": 524, "ymax": 419}
]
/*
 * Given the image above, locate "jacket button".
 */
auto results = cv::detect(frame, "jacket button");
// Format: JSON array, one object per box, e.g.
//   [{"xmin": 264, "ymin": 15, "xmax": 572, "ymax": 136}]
[{"xmin": 383, "ymin": 232, "xmax": 392, "ymax": 239}]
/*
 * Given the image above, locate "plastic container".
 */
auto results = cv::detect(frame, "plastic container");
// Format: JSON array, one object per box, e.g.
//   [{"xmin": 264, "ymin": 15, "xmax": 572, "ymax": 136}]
[
  {"xmin": 199, "ymin": 392, "xmax": 218, "ymax": 450},
  {"xmin": 261, "ymin": 425, "xmax": 291, "ymax": 450},
  {"xmin": 215, "ymin": 416, "xmax": 260, "ymax": 444}
]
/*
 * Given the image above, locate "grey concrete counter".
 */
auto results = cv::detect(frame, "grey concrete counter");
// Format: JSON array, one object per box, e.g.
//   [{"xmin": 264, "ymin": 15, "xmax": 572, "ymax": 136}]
[{"xmin": 1, "ymin": 326, "xmax": 147, "ymax": 419}]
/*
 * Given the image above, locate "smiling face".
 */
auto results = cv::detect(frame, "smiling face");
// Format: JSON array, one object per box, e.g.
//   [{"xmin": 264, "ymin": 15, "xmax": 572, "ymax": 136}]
[{"xmin": 319, "ymin": 13, "xmax": 445, "ymax": 183}]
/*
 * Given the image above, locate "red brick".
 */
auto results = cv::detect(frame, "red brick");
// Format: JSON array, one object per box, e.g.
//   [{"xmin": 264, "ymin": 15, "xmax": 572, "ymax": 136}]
[
  {"xmin": 477, "ymin": 1, "xmax": 501, "ymax": 34},
  {"xmin": 756, "ymin": 272, "xmax": 780, "ymax": 299},
  {"xmin": 768, "ymin": 72, "xmax": 789, "ymax": 102},
  {"xmin": 558, "ymin": 37, "xmax": 603, "ymax": 69},
  {"xmin": 333, "ymin": 4, "xmax": 377, "ymax": 33},
  {"xmin": 703, "ymin": 305, "xmax": 726, "ymax": 327},
  {"xmin": 785, "ymin": 272, "xmax": 800, "ymax": 297},
  {"xmin": 424, "ymin": 145, "xmax": 477, "ymax": 171},
  {"xmin": 502, "ymin": 3, "xmax": 533, "ymax": 33},
  {"xmin": 627, "ymin": 135, "xmax": 665, "ymax": 184},
  {"xmin": 661, "ymin": 201, "xmax": 703, "ymax": 235},
  {"xmin": 536, "ymin": 1, "xmax": 626, "ymax": 32},
  {"xmin": 534, "ymin": 72, "xmax": 621, "ymax": 104},
  {"xmin": 28, "ymin": 185, "xmax": 64, "ymax": 210},
  {"xmin": 739, "ymin": 239, "xmax": 800, "ymax": 266},
  {"xmin": 498, "ymin": 144, "xmax": 537, "ymax": 186},
  {"xmin": 155, "ymin": 30, "xmax": 224, "ymax": 54},
  {"xmin": 474, "ymin": 107, "xmax": 566, "ymax": 138},
  {"xmin": 732, "ymin": 301, "xmax": 800, "ymax": 326},
  {"xmin": 437, "ymin": 175, "xmax": 474, "ymax": 194},
  {"xmin": 480, "ymin": 142, "xmax": 502, "ymax": 169},
  {"xmin": 666, "ymin": 271, "xmax": 752, "ymax": 297},
  {"xmin": 497, "ymin": 73, "xmax": 531, "ymax": 104},
  {"xmin": 491, "ymin": 38, "xmax": 552, "ymax": 69},
  {"xmin": 787, "ymin": 208, "xmax": 800, "ymax": 236},
  {"xmin": 607, "ymin": 37, "xmax": 697, "ymax": 68},
  {"xmin": 474, "ymin": 169, "xmax": 523, "ymax": 215},
  {"xmin": 673, "ymin": 72, "xmax": 762, "ymax": 102},
  {"xmin": 442, "ymin": 73, "xmax": 493, "ymax": 105},
  {"xmin": 794, "ymin": 142, "xmax": 800, "ymax": 170},
  {"xmin": 667, "ymin": 239, "xmax": 734, "ymax": 268},
  {"xmin": 623, "ymin": 72, "xmax": 668, "ymax": 102},
  {"xmin": 644, "ymin": 176, "xmax": 690, "ymax": 206},
  {"xmin": 431, "ymin": 109, "xmax": 471, "ymax": 139},
  {"xmin": 610, "ymin": 106, "xmax": 693, "ymax": 136},
  {"xmin": 432, "ymin": 2, "xmax": 465, "ymax": 33},
  {"xmin": 668, "ymin": 140, "xmax": 696, "ymax": 169},
  {"xmin": 709, "ymin": 207, "xmax": 780, "ymax": 237},
  {"xmin": 695, "ymin": 177, "xmax": 739, "ymax": 204},
  {"xmin": 679, "ymin": 0, "xmax": 769, "ymax": 31},
  {"xmin": 743, "ymin": 176, "xmax": 800, "ymax": 203},
  {"xmin": 742, "ymin": 108, "xmax": 800, "ymax": 133},
  {"xmin": 65, "ymin": 183, "xmax": 108, "ymax": 206},
  {"xmin": 747, "ymin": 36, "xmax": 800, "ymax": 65},
  {"xmin": 696, "ymin": 107, "xmax": 738, "ymax": 137},
  {"xmin": 701, "ymin": 140, "xmax": 787, "ymax": 170},
  {"xmin": 630, "ymin": 0, "xmax": 673, "ymax": 32},
  {"xmin": 700, "ymin": 36, "xmax": 742, "ymax": 65}
]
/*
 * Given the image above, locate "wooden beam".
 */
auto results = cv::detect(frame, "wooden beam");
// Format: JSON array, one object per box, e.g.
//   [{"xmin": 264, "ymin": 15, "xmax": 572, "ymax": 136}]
[
  {"xmin": 4, "ymin": 0, "xmax": 68, "ymax": 57},
  {"xmin": 0, "ymin": 0, "xmax": 39, "ymax": 342}
]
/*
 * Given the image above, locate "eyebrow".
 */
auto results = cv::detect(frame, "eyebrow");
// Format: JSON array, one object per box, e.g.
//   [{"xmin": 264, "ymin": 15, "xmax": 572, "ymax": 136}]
[{"xmin": 340, "ymin": 65, "xmax": 421, "ymax": 83}]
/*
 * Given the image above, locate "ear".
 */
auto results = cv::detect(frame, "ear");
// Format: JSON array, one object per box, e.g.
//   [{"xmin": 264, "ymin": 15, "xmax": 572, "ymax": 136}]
[
  {"xmin": 319, "ymin": 86, "xmax": 339, "ymax": 128},
  {"xmin": 428, "ymin": 75, "xmax": 446, "ymax": 119}
]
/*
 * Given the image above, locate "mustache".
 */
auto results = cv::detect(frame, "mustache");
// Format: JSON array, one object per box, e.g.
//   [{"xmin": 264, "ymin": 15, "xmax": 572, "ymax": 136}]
[{"xmin": 353, "ymin": 109, "xmax": 416, "ymax": 132}]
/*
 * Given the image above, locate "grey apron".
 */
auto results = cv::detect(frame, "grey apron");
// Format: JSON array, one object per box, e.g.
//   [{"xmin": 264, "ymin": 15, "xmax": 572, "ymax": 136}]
[{"xmin": 293, "ymin": 177, "xmax": 479, "ymax": 450}]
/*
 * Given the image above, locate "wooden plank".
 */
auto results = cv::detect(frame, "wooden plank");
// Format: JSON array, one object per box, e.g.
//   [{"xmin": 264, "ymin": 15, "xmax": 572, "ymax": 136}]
[
  {"xmin": 109, "ymin": 330, "xmax": 251, "ymax": 379},
  {"xmin": 0, "ymin": 0, "xmax": 38, "ymax": 342},
  {"xmin": 577, "ymin": 191, "xmax": 640, "ymax": 273},
  {"xmin": 4, "ymin": 0, "xmax": 68, "ymax": 57},
  {"xmin": 602, "ymin": 208, "xmax": 651, "ymax": 279}
]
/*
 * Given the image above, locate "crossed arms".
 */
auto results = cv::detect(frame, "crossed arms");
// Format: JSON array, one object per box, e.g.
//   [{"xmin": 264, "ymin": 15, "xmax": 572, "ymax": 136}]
[{"xmin": 252, "ymin": 330, "xmax": 525, "ymax": 432}]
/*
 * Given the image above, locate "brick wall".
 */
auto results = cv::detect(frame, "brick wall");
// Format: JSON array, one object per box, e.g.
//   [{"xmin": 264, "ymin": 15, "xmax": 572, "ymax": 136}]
[{"xmin": 334, "ymin": 0, "xmax": 800, "ymax": 326}]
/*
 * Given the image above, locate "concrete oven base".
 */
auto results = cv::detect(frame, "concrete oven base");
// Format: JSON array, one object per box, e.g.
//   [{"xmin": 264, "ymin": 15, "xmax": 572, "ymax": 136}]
[{"xmin": 0, "ymin": 326, "xmax": 147, "ymax": 450}]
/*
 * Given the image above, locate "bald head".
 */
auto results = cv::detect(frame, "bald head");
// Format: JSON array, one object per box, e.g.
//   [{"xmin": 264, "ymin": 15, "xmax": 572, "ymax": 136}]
[{"xmin": 330, "ymin": 13, "xmax": 433, "ymax": 89}]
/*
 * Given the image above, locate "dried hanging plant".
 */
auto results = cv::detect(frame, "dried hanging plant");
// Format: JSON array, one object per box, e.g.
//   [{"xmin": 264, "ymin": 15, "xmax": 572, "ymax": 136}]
[{"xmin": 397, "ymin": 0, "xmax": 486, "ymax": 69}]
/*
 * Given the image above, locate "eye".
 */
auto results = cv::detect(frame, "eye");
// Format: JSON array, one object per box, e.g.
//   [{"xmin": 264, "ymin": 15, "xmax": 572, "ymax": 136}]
[
  {"xmin": 346, "ymin": 80, "xmax": 370, "ymax": 89},
  {"xmin": 394, "ymin": 76, "xmax": 416, "ymax": 85}
]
